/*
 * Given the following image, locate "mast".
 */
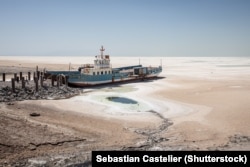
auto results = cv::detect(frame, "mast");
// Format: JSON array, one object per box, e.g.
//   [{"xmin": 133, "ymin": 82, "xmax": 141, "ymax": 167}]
[{"xmin": 100, "ymin": 45, "xmax": 105, "ymax": 59}]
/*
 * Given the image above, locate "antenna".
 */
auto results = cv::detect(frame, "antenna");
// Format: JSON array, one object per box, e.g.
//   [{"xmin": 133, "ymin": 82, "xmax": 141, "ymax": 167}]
[{"xmin": 100, "ymin": 45, "xmax": 105, "ymax": 58}]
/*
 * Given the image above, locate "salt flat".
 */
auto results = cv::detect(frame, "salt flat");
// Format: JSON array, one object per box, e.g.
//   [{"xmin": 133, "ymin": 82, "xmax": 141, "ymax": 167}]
[{"xmin": 1, "ymin": 56, "xmax": 250, "ymax": 165}]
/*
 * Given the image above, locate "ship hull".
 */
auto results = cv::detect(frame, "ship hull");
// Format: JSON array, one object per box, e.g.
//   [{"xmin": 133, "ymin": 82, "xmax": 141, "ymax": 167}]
[
  {"xmin": 68, "ymin": 75, "xmax": 158, "ymax": 87},
  {"xmin": 68, "ymin": 72, "xmax": 161, "ymax": 87},
  {"xmin": 46, "ymin": 65, "xmax": 162, "ymax": 87}
]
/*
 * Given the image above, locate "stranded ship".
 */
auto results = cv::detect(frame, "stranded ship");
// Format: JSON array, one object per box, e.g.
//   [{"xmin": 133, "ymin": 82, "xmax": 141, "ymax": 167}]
[{"xmin": 45, "ymin": 46, "xmax": 162, "ymax": 87}]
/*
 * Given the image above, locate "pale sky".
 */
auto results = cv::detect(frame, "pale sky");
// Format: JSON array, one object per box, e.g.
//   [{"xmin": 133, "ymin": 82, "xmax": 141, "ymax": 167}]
[{"xmin": 0, "ymin": 0, "xmax": 249, "ymax": 57}]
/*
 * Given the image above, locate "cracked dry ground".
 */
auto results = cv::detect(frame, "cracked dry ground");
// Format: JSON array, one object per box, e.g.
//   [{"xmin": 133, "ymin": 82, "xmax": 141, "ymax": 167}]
[{"xmin": 0, "ymin": 102, "xmax": 141, "ymax": 166}]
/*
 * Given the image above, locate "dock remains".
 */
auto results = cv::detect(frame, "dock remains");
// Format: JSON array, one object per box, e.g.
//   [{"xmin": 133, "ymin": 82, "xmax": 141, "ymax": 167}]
[{"xmin": 0, "ymin": 66, "xmax": 82, "ymax": 102}]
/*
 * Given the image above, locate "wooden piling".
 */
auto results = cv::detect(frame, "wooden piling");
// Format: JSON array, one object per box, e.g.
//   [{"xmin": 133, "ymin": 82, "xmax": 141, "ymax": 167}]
[
  {"xmin": 60, "ymin": 75, "xmax": 63, "ymax": 86},
  {"xmin": 16, "ymin": 76, "xmax": 19, "ymax": 83},
  {"xmin": 14, "ymin": 73, "xmax": 17, "ymax": 81},
  {"xmin": 20, "ymin": 72, "xmax": 22, "ymax": 79},
  {"xmin": 57, "ymin": 75, "xmax": 60, "ymax": 87},
  {"xmin": 11, "ymin": 78, "xmax": 15, "ymax": 93},
  {"xmin": 51, "ymin": 76, "xmax": 55, "ymax": 86},
  {"xmin": 37, "ymin": 71, "xmax": 40, "ymax": 81},
  {"xmin": 2, "ymin": 73, "xmax": 5, "ymax": 82},
  {"xmin": 33, "ymin": 72, "xmax": 36, "ymax": 82},
  {"xmin": 21, "ymin": 78, "xmax": 25, "ymax": 89},
  {"xmin": 28, "ymin": 72, "xmax": 31, "ymax": 80},
  {"xmin": 40, "ymin": 75, "xmax": 43, "ymax": 87},
  {"xmin": 34, "ymin": 77, "xmax": 38, "ymax": 92}
]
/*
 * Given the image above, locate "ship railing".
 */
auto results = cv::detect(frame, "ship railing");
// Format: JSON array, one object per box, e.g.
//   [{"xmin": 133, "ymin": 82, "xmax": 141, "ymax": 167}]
[
  {"xmin": 80, "ymin": 64, "xmax": 94, "ymax": 68},
  {"xmin": 94, "ymin": 65, "xmax": 111, "ymax": 69}
]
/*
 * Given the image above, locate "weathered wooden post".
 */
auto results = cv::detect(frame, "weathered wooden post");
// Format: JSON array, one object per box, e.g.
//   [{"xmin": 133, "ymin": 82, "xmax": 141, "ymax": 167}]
[
  {"xmin": 28, "ymin": 72, "xmax": 31, "ymax": 80},
  {"xmin": 20, "ymin": 72, "xmax": 22, "ymax": 80},
  {"xmin": 2, "ymin": 73, "xmax": 5, "ymax": 82},
  {"xmin": 14, "ymin": 73, "xmax": 17, "ymax": 81},
  {"xmin": 51, "ymin": 75, "xmax": 54, "ymax": 86},
  {"xmin": 34, "ymin": 77, "xmax": 38, "ymax": 92},
  {"xmin": 37, "ymin": 71, "xmax": 40, "ymax": 81},
  {"xmin": 60, "ymin": 75, "xmax": 63, "ymax": 86},
  {"xmin": 11, "ymin": 78, "xmax": 15, "ymax": 93},
  {"xmin": 36, "ymin": 66, "xmax": 39, "ymax": 80},
  {"xmin": 33, "ymin": 72, "xmax": 35, "ymax": 80},
  {"xmin": 33, "ymin": 72, "xmax": 36, "ymax": 82},
  {"xmin": 21, "ymin": 78, "xmax": 25, "ymax": 89},
  {"xmin": 16, "ymin": 76, "xmax": 19, "ymax": 83},
  {"xmin": 57, "ymin": 75, "xmax": 60, "ymax": 87},
  {"xmin": 40, "ymin": 75, "xmax": 43, "ymax": 87}
]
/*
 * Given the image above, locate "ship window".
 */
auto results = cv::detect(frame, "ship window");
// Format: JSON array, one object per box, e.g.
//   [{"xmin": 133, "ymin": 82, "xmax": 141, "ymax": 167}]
[
  {"xmin": 101, "ymin": 71, "xmax": 103, "ymax": 75},
  {"xmin": 93, "ymin": 72, "xmax": 95, "ymax": 75}
]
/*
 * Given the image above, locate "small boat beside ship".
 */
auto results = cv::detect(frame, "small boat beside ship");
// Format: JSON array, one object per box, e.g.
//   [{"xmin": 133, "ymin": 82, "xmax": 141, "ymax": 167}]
[{"xmin": 45, "ymin": 46, "xmax": 162, "ymax": 87}]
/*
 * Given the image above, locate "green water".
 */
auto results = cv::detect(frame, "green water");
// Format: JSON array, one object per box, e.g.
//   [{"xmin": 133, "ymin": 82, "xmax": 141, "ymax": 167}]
[{"xmin": 106, "ymin": 96, "xmax": 138, "ymax": 104}]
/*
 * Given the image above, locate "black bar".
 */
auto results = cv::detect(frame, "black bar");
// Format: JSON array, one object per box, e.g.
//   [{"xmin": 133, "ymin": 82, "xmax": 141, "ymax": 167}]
[{"xmin": 92, "ymin": 151, "xmax": 250, "ymax": 167}]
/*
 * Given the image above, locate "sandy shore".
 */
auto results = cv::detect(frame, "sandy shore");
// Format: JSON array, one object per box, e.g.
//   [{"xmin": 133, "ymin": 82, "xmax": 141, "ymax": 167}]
[{"xmin": 1, "ymin": 56, "xmax": 250, "ymax": 166}]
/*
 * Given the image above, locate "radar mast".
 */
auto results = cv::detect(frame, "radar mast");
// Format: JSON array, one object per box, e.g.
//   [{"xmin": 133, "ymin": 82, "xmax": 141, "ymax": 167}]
[{"xmin": 100, "ymin": 45, "xmax": 105, "ymax": 59}]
